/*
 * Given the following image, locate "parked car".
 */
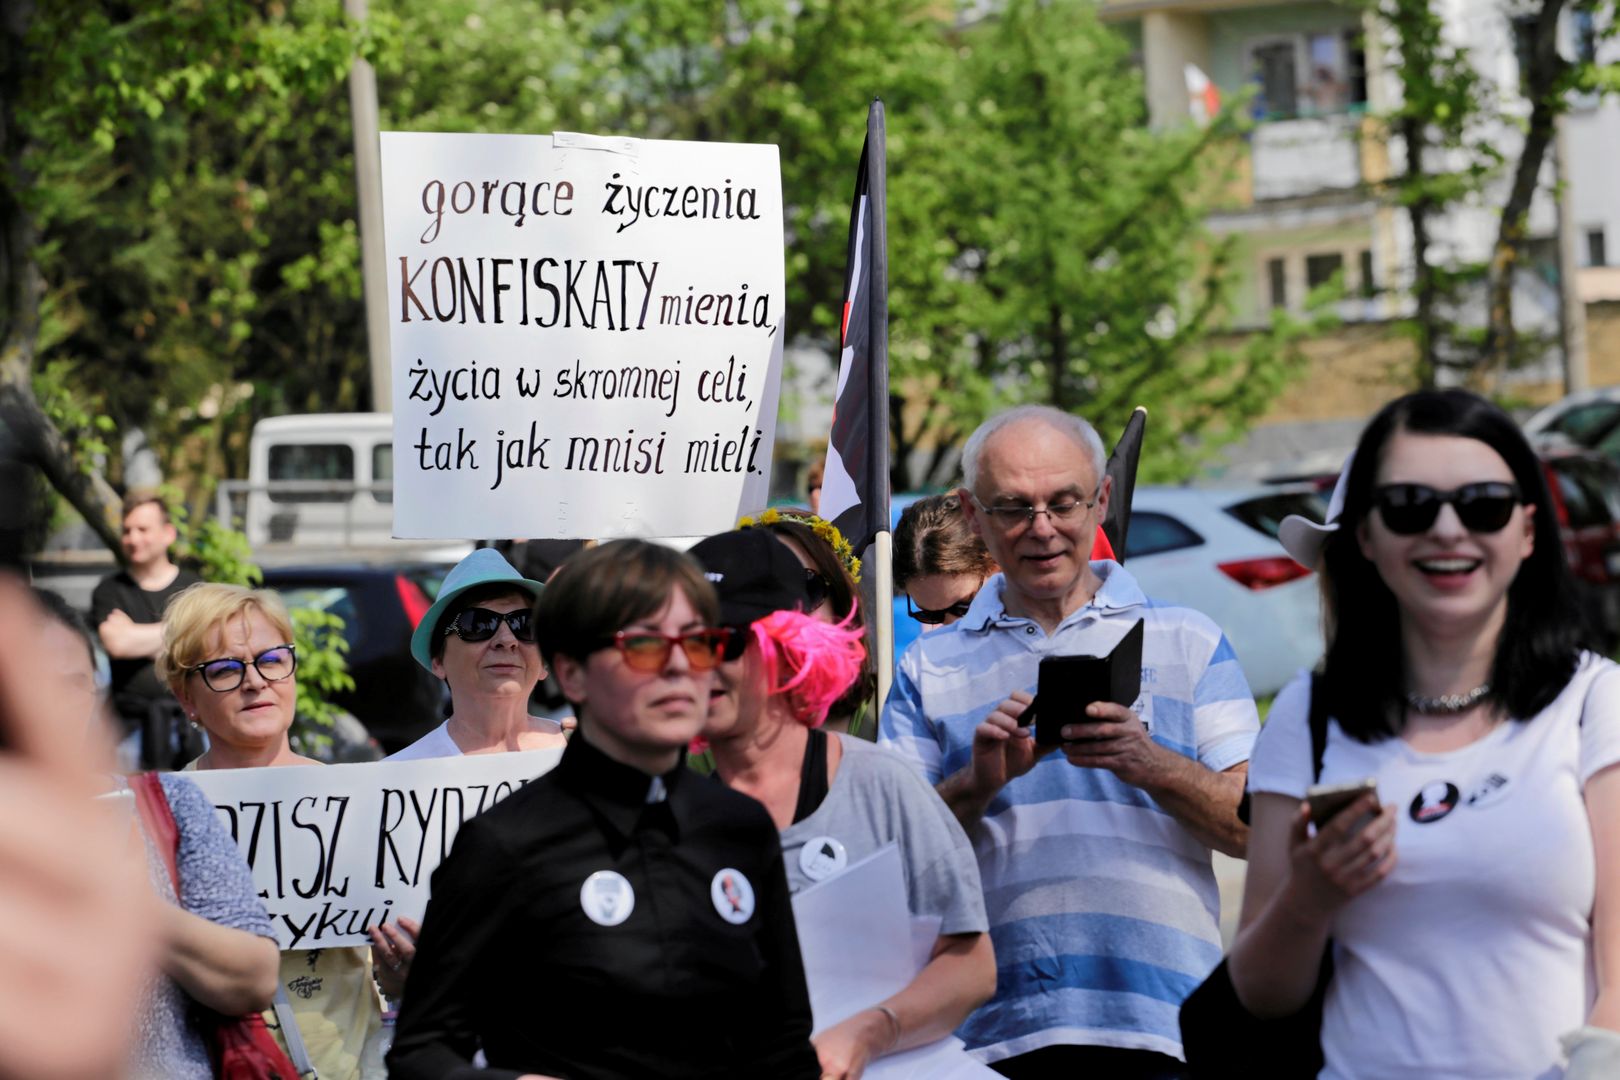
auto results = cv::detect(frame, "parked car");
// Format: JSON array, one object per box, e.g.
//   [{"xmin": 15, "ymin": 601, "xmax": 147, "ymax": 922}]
[
  {"xmin": 1124, "ymin": 486, "xmax": 1326, "ymax": 696},
  {"xmin": 262, "ymin": 563, "xmax": 452, "ymax": 753},
  {"xmin": 1522, "ymin": 387, "xmax": 1620, "ymax": 458},
  {"xmin": 1538, "ymin": 447, "xmax": 1620, "ymax": 647}
]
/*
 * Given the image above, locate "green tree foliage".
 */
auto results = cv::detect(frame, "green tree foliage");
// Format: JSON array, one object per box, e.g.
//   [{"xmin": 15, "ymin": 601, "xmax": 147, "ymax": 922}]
[
  {"xmin": 8, "ymin": 0, "xmax": 1318, "ymax": 530},
  {"xmin": 887, "ymin": 0, "xmax": 1324, "ymax": 484},
  {"xmin": 1357, "ymin": 0, "xmax": 1619, "ymax": 387}
]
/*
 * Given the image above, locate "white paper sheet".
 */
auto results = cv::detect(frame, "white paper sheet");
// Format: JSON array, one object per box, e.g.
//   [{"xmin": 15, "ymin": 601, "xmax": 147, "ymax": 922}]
[
  {"xmin": 791, "ymin": 846, "xmax": 1001, "ymax": 1079},
  {"xmin": 792, "ymin": 843, "xmax": 913, "ymax": 1034}
]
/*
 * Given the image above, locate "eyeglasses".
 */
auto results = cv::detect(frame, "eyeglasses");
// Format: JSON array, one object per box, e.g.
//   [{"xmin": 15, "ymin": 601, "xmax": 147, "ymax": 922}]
[
  {"xmin": 803, "ymin": 568, "xmax": 831, "ymax": 613},
  {"xmin": 973, "ymin": 486, "xmax": 1101, "ymax": 530},
  {"xmin": 1373, "ymin": 482, "xmax": 1522, "ymax": 535},
  {"xmin": 188, "ymin": 645, "xmax": 297, "ymax": 692},
  {"xmin": 443, "ymin": 607, "xmax": 534, "ymax": 644},
  {"xmin": 906, "ymin": 595, "xmax": 975, "ymax": 625},
  {"xmin": 600, "ymin": 629, "xmax": 733, "ymax": 673}
]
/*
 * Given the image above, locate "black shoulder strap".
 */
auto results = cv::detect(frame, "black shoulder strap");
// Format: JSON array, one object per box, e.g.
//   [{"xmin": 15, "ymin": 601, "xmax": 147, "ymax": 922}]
[
  {"xmin": 1236, "ymin": 672, "xmax": 1330, "ymax": 826},
  {"xmin": 1307, "ymin": 671, "xmax": 1330, "ymax": 783}
]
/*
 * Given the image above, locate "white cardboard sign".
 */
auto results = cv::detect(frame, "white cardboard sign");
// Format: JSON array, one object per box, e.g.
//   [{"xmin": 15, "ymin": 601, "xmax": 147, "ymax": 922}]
[
  {"xmin": 380, "ymin": 130, "xmax": 786, "ymax": 539},
  {"xmin": 185, "ymin": 748, "xmax": 562, "ymax": 949}
]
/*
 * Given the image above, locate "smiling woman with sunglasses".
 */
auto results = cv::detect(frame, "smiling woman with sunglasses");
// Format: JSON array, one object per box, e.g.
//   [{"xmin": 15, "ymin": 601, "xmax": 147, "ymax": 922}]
[
  {"xmin": 158, "ymin": 582, "xmax": 386, "ymax": 1080},
  {"xmin": 894, "ymin": 494, "xmax": 999, "ymax": 629},
  {"xmin": 391, "ymin": 547, "xmax": 564, "ymax": 765},
  {"xmin": 1223, "ymin": 390, "xmax": 1620, "ymax": 1079},
  {"xmin": 387, "ymin": 539, "xmax": 821, "ymax": 1080}
]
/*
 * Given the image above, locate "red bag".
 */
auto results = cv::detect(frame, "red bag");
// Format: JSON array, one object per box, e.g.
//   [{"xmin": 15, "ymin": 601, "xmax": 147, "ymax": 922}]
[{"xmin": 130, "ymin": 773, "xmax": 302, "ymax": 1080}]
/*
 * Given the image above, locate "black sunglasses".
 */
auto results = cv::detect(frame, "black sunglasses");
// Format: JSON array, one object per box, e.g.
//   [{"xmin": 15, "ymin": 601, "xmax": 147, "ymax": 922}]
[
  {"xmin": 906, "ymin": 595, "xmax": 974, "ymax": 626},
  {"xmin": 1373, "ymin": 482, "xmax": 1522, "ymax": 536},
  {"xmin": 443, "ymin": 607, "xmax": 535, "ymax": 643}
]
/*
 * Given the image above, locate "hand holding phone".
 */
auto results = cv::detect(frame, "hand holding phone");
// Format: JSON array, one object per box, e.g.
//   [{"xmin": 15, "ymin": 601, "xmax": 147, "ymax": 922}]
[{"xmin": 1306, "ymin": 778, "xmax": 1379, "ymax": 828}]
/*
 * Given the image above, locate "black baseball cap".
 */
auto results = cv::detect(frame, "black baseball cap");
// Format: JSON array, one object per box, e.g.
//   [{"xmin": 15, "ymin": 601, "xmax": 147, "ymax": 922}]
[{"xmin": 690, "ymin": 529, "xmax": 810, "ymax": 629}]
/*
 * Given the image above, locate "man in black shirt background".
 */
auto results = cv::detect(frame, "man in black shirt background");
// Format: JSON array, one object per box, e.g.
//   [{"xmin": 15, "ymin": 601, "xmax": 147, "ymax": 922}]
[{"xmin": 90, "ymin": 490, "xmax": 201, "ymax": 768}]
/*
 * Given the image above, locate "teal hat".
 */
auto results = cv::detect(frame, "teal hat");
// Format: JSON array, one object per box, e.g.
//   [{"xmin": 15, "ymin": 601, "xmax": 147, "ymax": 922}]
[{"xmin": 411, "ymin": 549, "xmax": 546, "ymax": 673}]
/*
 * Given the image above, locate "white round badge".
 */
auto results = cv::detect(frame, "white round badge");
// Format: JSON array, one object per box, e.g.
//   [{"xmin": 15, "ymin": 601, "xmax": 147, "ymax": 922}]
[
  {"xmin": 580, "ymin": 870, "xmax": 635, "ymax": 927},
  {"xmin": 797, "ymin": 836, "xmax": 848, "ymax": 882},
  {"xmin": 710, "ymin": 868, "xmax": 756, "ymax": 925}
]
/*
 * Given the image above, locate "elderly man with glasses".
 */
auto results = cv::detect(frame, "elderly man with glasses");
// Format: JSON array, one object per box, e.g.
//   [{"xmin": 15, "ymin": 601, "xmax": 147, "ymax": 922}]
[{"xmin": 880, "ymin": 404, "xmax": 1260, "ymax": 1080}]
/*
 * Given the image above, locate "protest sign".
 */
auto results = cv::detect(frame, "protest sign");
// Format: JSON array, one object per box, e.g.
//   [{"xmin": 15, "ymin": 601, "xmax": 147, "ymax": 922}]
[
  {"xmin": 185, "ymin": 748, "xmax": 562, "ymax": 949},
  {"xmin": 379, "ymin": 130, "xmax": 786, "ymax": 540}
]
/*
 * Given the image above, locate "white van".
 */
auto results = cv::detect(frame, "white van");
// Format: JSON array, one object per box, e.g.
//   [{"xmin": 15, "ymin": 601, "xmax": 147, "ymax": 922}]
[{"xmin": 241, "ymin": 413, "xmax": 395, "ymax": 548}]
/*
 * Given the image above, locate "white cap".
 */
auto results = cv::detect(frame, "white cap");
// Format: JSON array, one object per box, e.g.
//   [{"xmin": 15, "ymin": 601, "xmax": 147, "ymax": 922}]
[{"xmin": 1278, "ymin": 452, "xmax": 1354, "ymax": 570}]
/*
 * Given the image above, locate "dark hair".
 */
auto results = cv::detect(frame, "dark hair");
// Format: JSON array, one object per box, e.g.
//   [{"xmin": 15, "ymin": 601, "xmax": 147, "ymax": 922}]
[
  {"xmin": 761, "ymin": 518, "xmax": 877, "ymax": 723},
  {"xmin": 893, "ymin": 494, "xmax": 997, "ymax": 591},
  {"xmin": 533, "ymin": 539, "xmax": 719, "ymax": 671},
  {"xmin": 120, "ymin": 488, "xmax": 171, "ymax": 524},
  {"xmin": 33, "ymin": 587, "xmax": 95, "ymax": 668},
  {"xmin": 1320, "ymin": 389, "xmax": 1585, "ymax": 740},
  {"xmin": 430, "ymin": 582, "xmax": 537, "ymax": 661}
]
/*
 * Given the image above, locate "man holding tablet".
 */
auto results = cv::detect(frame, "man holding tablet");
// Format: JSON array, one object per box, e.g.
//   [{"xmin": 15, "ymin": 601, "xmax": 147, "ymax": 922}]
[{"xmin": 880, "ymin": 405, "xmax": 1260, "ymax": 1079}]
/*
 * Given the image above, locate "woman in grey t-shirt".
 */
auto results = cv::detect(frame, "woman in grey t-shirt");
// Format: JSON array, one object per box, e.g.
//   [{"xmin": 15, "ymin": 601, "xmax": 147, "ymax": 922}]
[{"xmin": 694, "ymin": 529, "xmax": 994, "ymax": 1080}]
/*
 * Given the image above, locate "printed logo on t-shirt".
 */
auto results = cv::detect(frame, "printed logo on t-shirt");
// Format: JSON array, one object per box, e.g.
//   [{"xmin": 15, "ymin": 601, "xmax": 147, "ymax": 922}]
[
  {"xmin": 710, "ymin": 868, "xmax": 756, "ymax": 925},
  {"xmin": 797, "ymin": 836, "xmax": 848, "ymax": 881},
  {"xmin": 580, "ymin": 870, "xmax": 636, "ymax": 927},
  {"xmin": 1409, "ymin": 781, "xmax": 1461, "ymax": 824},
  {"xmin": 1463, "ymin": 771, "xmax": 1511, "ymax": 809}
]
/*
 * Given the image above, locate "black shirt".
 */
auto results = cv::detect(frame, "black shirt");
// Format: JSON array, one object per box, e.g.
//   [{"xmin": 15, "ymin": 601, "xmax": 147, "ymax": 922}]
[
  {"xmin": 387, "ymin": 735, "xmax": 821, "ymax": 1080},
  {"xmin": 90, "ymin": 567, "xmax": 202, "ymax": 721}
]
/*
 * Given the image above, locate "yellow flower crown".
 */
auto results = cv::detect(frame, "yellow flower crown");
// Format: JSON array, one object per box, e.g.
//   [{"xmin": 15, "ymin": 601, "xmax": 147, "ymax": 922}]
[{"xmin": 736, "ymin": 507, "xmax": 863, "ymax": 583}]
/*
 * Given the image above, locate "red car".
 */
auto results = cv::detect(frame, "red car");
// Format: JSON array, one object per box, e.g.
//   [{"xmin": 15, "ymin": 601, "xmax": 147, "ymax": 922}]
[{"xmin": 1539, "ymin": 447, "xmax": 1620, "ymax": 646}]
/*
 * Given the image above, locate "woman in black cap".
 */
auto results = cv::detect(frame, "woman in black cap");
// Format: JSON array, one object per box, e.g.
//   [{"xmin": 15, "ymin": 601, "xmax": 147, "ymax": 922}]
[
  {"xmin": 387, "ymin": 539, "xmax": 820, "ymax": 1080},
  {"xmin": 693, "ymin": 528, "xmax": 995, "ymax": 1080}
]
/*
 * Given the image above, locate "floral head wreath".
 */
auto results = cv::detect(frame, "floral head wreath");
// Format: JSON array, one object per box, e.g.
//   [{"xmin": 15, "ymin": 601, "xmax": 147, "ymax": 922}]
[{"xmin": 735, "ymin": 507, "xmax": 862, "ymax": 583}]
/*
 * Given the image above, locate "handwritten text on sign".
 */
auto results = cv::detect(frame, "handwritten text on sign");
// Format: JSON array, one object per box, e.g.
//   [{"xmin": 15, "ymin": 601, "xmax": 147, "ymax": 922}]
[
  {"xmin": 186, "ymin": 749, "xmax": 562, "ymax": 949},
  {"xmin": 380, "ymin": 130, "xmax": 786, "ymax": 539}
]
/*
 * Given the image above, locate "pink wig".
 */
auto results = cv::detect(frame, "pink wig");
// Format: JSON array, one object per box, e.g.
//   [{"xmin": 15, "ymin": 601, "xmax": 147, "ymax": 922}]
[{"xmin": 752, "ymin": 608, "xmax": 867, "ymax": 727}]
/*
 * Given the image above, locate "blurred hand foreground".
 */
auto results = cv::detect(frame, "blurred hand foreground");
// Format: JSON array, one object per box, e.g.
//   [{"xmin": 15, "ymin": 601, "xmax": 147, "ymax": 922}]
[{"xmin": 0, "ymin": 575, "xmax": 157, "ymax": 1080}]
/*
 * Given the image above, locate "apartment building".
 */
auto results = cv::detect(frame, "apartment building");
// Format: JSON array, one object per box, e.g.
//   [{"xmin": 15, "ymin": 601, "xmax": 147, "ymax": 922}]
[{"xmin": 1100, "ymin": 0, "xmax": 1619, "ymax": 360}]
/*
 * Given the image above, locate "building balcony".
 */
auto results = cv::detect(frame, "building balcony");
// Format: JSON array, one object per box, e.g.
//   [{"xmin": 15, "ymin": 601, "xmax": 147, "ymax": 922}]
[{"xmin": 1251, "ymin": 112, "xmax": 1364, "ymax": 200}]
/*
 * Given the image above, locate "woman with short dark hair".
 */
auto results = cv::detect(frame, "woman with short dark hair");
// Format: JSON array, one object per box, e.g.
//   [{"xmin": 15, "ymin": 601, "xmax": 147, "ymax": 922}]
[
  {"xmin": 388, "ymin": 539, "xmax": 821, "ymax": 1080},
  {"xmin": 1229, "ymin": 390, "xmax": 1620, "ymax": 1078}
]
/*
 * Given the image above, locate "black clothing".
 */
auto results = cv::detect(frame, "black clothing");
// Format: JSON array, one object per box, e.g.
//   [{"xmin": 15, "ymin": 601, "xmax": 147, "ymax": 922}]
[
  {"xmin": 387, "ymin": 735, "xmax": 821, "ymax": 1080},
  {"xmin": 791, "ymin": 726, "xmax": 830, "ymax": 824},
  {"xmin": 90, "ymin": 566, "xmax": 202, "ymax": 726},
  {"xmin": 991, "ymin": 1046, "xmax": 1189, "ymax": 1080}
]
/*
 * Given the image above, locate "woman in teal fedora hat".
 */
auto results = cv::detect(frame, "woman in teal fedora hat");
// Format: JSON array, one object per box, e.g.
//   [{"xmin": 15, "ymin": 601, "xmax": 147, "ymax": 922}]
[{"xmin": 372, "ymin": 548, "xmax": 567, "ymax": 988}]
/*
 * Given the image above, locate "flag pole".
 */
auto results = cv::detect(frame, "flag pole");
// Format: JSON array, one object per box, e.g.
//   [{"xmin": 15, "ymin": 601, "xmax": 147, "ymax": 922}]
[
  {"xmin": 867, "ymin": 101, "xmax": 893, "ymax": 712},
  {"xmin": 874, "ymin": 530, "xmax": 894, "ymax": 710}
]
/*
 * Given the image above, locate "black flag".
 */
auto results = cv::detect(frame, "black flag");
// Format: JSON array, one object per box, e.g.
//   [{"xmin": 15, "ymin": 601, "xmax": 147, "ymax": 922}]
[
  {"xmin": 820, "ymin": 101, "xmax": 890, "ymax": 552},
  {"xmin": 1099, "ymin": 407, "xmax": 1147, "ymax": 562}
]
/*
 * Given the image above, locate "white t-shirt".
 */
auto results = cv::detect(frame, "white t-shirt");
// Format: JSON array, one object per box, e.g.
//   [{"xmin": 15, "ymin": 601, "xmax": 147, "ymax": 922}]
[
  {"xmin": 385, "ymin": 716, "xmax": 564, "ymax": 762},
  {"xmin": 1248, "ymin": 654, "xmax": 1620, "ymax": 1080}
]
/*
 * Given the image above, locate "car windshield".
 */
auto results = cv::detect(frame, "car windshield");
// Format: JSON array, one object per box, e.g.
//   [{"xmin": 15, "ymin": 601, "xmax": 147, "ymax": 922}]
[
  {"xmin": 1225, "ymin": 491, "xmax": 1327, "ymax": 539},
  {"xmin": 273, "ymin": 586, "xmax": 362, "ymax": 646}
]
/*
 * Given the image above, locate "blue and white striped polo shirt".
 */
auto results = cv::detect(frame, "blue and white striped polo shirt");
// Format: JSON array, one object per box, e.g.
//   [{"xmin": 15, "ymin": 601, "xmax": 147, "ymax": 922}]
[{"xmin": 879, "ymin": 562, "xmax": 1258, "ymax": 1064}]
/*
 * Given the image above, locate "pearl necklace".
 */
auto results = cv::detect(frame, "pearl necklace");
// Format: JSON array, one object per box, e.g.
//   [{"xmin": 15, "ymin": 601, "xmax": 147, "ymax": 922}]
[{"xmin": 1404, "ymin": 683, "xmax": 1492, "ymax": 715}]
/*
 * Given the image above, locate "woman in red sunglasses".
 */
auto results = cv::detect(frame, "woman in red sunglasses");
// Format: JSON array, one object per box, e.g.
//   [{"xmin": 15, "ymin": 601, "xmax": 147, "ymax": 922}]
[
  {"xmin": 387, "ymin": 539, "xmax": 821, "ymax": 1080},
  {"xmin": 1222, "ymin": 390, "xmax": 1620, "ymax": 1079}
]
